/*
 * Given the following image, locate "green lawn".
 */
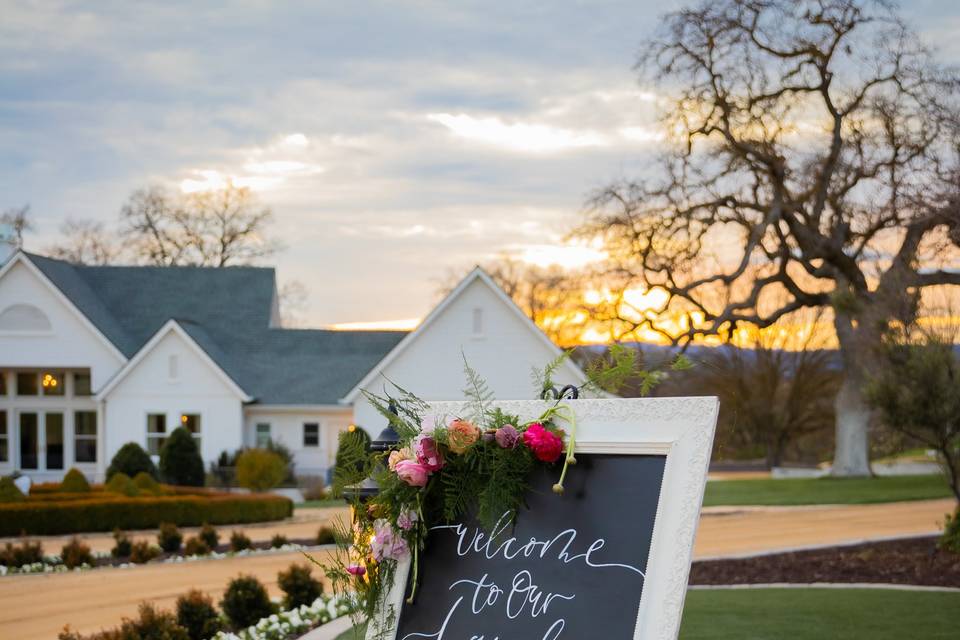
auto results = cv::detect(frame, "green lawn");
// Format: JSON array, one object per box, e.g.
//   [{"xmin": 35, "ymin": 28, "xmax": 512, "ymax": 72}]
[
  {"xmin": 703, "ymin": 473, "xmax": 952, "ymax": 506},
  {"xmin": 334, "ymin": 588, "xmax": 960, "ymax": 639}
]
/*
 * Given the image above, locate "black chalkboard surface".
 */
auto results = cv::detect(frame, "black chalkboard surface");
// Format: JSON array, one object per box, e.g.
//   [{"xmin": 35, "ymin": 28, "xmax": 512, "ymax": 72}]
[{"xmin": 394, "ymin": 454, "xmax": 667, "ymax": 640}]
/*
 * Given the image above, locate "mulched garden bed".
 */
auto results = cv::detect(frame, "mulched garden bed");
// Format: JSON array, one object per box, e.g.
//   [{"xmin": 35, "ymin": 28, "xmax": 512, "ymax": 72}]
[
  {"xmin": 90, "ymin": 536, "xmax": 318, "ymax": 568},
  {"xmin": 689, "ymin": 536, "xmax": 960, "ymax": 587}
]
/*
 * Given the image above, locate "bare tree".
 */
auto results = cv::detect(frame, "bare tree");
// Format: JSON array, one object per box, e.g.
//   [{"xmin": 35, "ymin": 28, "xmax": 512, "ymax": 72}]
[
  {"xmin": 1, "ymin": 205, "xmax": 32, "ymax": 249},
  {"xmin": 46, "ymin": 218, "xmax": 123, "ymax": 265},
  {"xmin": 277, "ymin": 279, "xmax": 310, "ymax": 328},
  {"xmin": 578, "ymin": 0, "xmax": 960, "ymax": 475},
  {"xmin": 120, "ymin": 182, "xmax": 281, "ymax": 267}
]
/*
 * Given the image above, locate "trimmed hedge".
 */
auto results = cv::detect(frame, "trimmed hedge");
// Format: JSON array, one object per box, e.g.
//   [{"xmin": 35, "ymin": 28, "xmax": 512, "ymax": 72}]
[{"xmin": 0, "ymin": 493, "xmax": 293, "ymax": 536}]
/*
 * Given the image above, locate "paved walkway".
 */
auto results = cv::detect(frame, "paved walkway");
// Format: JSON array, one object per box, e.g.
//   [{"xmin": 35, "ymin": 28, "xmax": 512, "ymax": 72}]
[{"xmin": 0, "ymin": 499, "xmax": 953, "ymax": 640}]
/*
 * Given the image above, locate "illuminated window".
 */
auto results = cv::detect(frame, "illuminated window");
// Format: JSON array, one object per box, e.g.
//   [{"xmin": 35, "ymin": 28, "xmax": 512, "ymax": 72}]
[
  {"xmin": 41, "ymin": 371, "xmax": 65, "ymax": 396},
  {"xmin": 16, "ymin": 372, "xmax": 38, "ymax": 396},
  {"xmin": 303, "ymin": 423, "xmax": 319, "ymax": 447},
  {"xmin": 146, "ymin": 414, "xmax": 166, "ymax": 456},
  {"xmin": 0, "ymin": 411, "xmax": 7, "ymax": 463},
  {"xmin": 75, "ymin": 412, "xmax": 97, "ymax": 463},
  {"xmin": 74, "ymin": 372, "xmax": 92, "ymax": 396},
  {"xmin": 180, "ymin": 413, "xmax": 201, "ymax": 435},
  {"xmin": 256, "ymin": 423, "xmax": 271, "ymax": 448}
]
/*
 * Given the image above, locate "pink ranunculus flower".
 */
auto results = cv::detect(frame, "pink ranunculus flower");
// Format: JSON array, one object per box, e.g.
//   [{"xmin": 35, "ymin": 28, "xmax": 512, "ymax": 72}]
[
  {"xmin": 346, "ymin": 563, "xmax": 366, "ymax": 577},
  {"xmin": 395, "ymin": 459, "xmax": 430, "ymax": 487},
  {"xmin": 495, "ymin": 424, "xmax": 519, "ymax": 449},
  {"xmin": 371, "ymin": 519, "xmax": 409, "ymax": 562},
  {"xmin": 447, "ymin": 418, "xmax": 480, "ymax": 454},
  {"xmin": 413, "ymin": 433, "xmax": 444, "ymax": 472},
  {"xmin": 522, "ymin": 422, "xmax": 564, "ymax": 463},
  {"xmin": 396, "ymin": 508, "xmax": 419, "ymax": 531},
  {"xmin": 388, "ymin": 447, "xmax": 413, "ymax": 471}
]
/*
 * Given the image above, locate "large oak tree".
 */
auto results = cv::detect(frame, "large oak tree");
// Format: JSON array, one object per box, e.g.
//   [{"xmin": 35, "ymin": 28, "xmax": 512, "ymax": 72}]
[{"xmin": 579, "ymin": 0, "xmax": 960, "ymax": 475}]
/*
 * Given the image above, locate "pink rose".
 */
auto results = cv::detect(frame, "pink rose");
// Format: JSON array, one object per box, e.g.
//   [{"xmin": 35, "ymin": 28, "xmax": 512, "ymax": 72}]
[
  {"xmin": 522, "ymin": 422, "xmax": 564, "ymax": 463},
  {"xmin": 397, "ymin": 508, "xmax": 418, "ymax": 531},
  {"xmin": 413, "ymin": 434, "xmax": 444, "ymax": 472},
  {"xmin": 388, "ymin": 447, "xmax": 413, "ymax": 471},
  {"xmin": 447, "ymin": 418, "xmax": 480, "ymax": 454},
  {"xmin": 395, "ymin": 459, "xmax": 430, "ymax": 487},
  {"xmin": 371, "ymin": 519, "xmax": 409, "ymax": 562}
]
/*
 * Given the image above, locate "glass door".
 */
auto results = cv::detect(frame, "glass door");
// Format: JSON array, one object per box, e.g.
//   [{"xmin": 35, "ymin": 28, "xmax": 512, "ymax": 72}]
[
  {"xmin": 45, "ymin": 412, "xmax": 64, "ymax": 470},
  {"xmin": 19, "ymin": 412, "xmax": 38, "ymax": 470}
]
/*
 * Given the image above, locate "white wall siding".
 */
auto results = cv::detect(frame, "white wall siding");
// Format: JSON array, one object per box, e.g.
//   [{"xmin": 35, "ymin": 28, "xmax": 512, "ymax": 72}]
[
  {"xmin": 243, "ymin": 407, "xmax": 352, "ymax": 479},
  {"xmin": 352, "ymin": 278, "xmax": 582, "ymax": 431},
  {"xmin": 103, "ymin": 331, "xmax": 243, "ymax": 466}
]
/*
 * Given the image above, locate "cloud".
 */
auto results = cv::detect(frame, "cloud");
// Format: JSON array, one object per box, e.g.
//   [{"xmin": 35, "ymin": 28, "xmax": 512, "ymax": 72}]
[{"xmin": 426, "ymin": 113, "xmax": 610, "ymax": 153}]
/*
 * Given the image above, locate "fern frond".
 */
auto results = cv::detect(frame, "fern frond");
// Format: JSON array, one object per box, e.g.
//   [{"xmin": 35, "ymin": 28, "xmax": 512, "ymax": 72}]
[{"xmin": 462, "ymin": 353, "xmax": 494, "ymax": 423}]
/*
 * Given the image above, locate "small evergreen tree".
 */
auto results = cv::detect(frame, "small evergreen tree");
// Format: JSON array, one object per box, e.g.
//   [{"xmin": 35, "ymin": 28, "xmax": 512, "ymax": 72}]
[
  {"xmin": 107, "ymin": 442, "xmax": 158, "ymax": 481},
  {"xmin": 221, "ymin": 575, "xmax": 275, "ymax": 629},
  {"xmin": 160, "ymin": 427, "xmax": 205, "ymax": 486},
  {"xmin": 60, "ymin": 468, "xmax": 91, "ymax": 493},
  {"xmin": 175, "ymin": 589, "xmax": 222, "ymax": 640}
]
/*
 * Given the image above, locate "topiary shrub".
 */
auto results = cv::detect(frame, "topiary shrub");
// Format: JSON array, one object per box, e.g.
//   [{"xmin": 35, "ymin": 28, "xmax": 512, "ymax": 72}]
[
  {"xmin": 235, "ymin": 449, "xmax": 286, "ymax": 492},
  {"xmin": 160, "ymin": 427, "xmax": 205, "ymax": 487},
  {"xmin": 107, "ymin": 442, "xmax": 158, "ymax": 481},
  {"xmin": 184, "ymin": 536, "xmax": 211, "ymax": 556},
  {"xmin": 0, "ymin": 476, "xmax": 25, "ymax": 502},
  {"xmin": 158, "ymin": 522, "xmax": 183, "ymax": 553},
  {"xmin": 133, "ymin": 471, "xmax": 162, "ymax": 495},
  {"xmin": 270, "ymin": 533, "xmax": 289, "ymax": 549},
  {"xmin": 229, "ymin": 530, "xmax": 251, "ymax": 552},
  {"xmin": 199, "ymin": 523, "xmax": 219, "ymax": 550},
  {"xmin": 129, "ymin": 540, "xmax": 160, "ymax": 564},
  {"xmin": 175, "ymin": 589, "xmax": 223, "ymax": 640},
  {"xmin": 60, "ymin": 468, "xmax": 91, "ymax": 493},
  {"xmin": 0, "ymin": 539, "xmax": 43, "ymax": 567},
  {"xmin": 112, "ymin": 529, "xmax": 132, "ymax": 558},
  {"xmin": 277, "ymin": 563, "xmax": 322, "ymax": 609},
  {"xmin": 221, "ymin": 574, "xmax": 275, "ymax": 629},
  {"xmin": 941, "ymin": 506, "xmax": 960, "ymax": 554},
  {"xmin": 105, "ymin": 472, "xmax": 139, "ymax": 497},
  {"xmin": 316, "ymin": 526, "xmax": 336, "ymax": 545},
  {"xmin": 61, "ymin": 537, "xmax": 93, "ymax": 569}
]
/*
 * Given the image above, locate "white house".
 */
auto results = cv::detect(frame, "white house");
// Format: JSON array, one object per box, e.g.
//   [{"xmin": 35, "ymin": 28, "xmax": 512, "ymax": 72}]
[{"xmin": 0, "ymin": 251, "xmax": 585, "ymax": 482}]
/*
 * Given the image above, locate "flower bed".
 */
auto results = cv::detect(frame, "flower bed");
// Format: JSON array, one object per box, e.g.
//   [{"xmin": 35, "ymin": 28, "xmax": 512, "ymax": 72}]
[
  {"xmin": 211, "ymin": 594, "xmax": 352, "ymax": 640},
  {"xmin": 0, "ymin": 492, "xmax": 293, "ymax": 535}
]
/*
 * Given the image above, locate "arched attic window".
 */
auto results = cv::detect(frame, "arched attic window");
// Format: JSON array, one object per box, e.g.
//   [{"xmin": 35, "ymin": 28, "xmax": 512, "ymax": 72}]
[{"xmin": 0, "ymin": 304, "xmax": 52, "ymax": 332}]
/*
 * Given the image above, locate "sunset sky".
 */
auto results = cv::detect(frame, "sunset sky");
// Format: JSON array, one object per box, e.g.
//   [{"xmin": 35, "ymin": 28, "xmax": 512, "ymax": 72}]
[{"xmin": 2, "ymin": 1, "xmax": 958, "ymax": 327}]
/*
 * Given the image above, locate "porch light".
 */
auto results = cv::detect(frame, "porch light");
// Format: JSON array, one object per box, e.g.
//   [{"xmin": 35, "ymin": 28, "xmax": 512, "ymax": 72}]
[{"xmin": 354, "ymin": 402, "xmax": 401, "ymax": 500}]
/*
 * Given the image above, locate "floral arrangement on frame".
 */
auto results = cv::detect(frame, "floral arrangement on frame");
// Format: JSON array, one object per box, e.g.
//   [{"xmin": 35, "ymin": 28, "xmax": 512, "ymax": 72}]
[{"xmin": 309, "ymin": 347, "xmax": 690, "ymax": 638}]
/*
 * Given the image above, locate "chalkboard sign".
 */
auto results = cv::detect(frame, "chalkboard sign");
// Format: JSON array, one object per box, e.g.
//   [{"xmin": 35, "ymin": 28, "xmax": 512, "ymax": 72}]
[{"xmin": 371, "ymin": 397, "xmax": 718, "ymax": 640}]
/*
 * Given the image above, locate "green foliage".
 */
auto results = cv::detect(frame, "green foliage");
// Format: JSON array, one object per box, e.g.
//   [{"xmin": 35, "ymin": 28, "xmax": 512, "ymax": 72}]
[
  {"xmin": 184, "ymin": 537, "xmax": 211, "ymax": 556},
  {"xmin": 157, "ymin": 523, "xmax": 183, "ymax": 553},
  {"xmin": 582, "ymin": 344, "xmax": 693, "ymax": 396},
  {"xmin": 940, "ymin": 506, "xmax": 960, "ymax": 554},
  {"xmin": 0, "ymin": 476, "xmax": 24, "ymax": 502},
  {"xmin": 316, "ymin": 526, "xmax": 337, "ymax": 545},
  {"xmin": 264, "ymin": 439, "xmax": 297, "ymax": 486},
  {"xmin": 278, "ymin": 563, "xmax": 323, "ymax": 609},
  {"xmin": 235, "ymin": 449, "xmax": 286, "ymax": 492},
  {"xmin": 332, "ymin": 427, "xmax": 373, "ymax": 497},
  {"xmin": 270, "ymin": 533, "xmax": 289, "ymax": 548},
  {"xmin": 129, "ymin": 540, "xmax": 160, "ymax": 564},
  {"xmin": 112, "ymin": 529, "xmax": 132, "ymax": 558},
  {"xmin": 199, "ymin": 523, "xmax": 219, "ymax": 549},
  {"xmin": 61, "ymin": 468, "xmax": 92, "ymax": 493},
  {"xmin": 61, "ymin": 536, "xmax": 93, "ymax": 569},
  {"xmin": 530, "ymin": 349, "xmax": 573, "ymax": 397},
  {"xmin": 0, "ymin": 538, "xmax": 44, "ymax": 567},
  {"xmin": 462, "ymin": 353, "xmax": 494, "ymax": 423},
  {"xmin": 160, "ymin": 428, "xmax": 205, "ymax": 487},
  {"xmin": 107, "ymin": 442, "xmax": 158, "ymax": 482},
  {"xmin": 132, "ymin": 472, "xmax": 161, "ymax": 495},
  {"xmin": 866, "ymin": 334, "xmax": 960, "ymax": 502},
  {"xmin": 229, "ymin": 530, "xmax": 251, "ymax": 552},
  {"xmin": 0, "ymin": 494, "xmax": 293, "ymax": 536},
  {"xmin": 106, "ymin": 473, "xmax": 139, "ymax": 497},
  {"xmin": 58, "ymin": 602, "xmax": 190, "ymax": 640},
  {"xmin": 175, "ymin": 589, "xmax": 223, "ymax": 640},
  {"xmin": 220, "ymin": 574, "xmax": 275, "ymax": 629}
]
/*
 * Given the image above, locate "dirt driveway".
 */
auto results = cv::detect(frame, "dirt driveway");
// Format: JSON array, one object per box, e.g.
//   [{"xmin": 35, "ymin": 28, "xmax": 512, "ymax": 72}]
[{"xmin": 0, "ymin": 499, "xmax": 953, "ymax": 640}]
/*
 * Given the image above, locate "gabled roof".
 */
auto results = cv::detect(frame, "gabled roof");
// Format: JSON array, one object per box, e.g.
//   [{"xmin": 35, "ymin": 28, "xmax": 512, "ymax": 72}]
[
  {"xmin": 12, "ymin": 251, "xmax": 406, "ymax": 404},
  {"xmin": 340, "ymin": 266, "xmax": 588, "ymax": 403}
]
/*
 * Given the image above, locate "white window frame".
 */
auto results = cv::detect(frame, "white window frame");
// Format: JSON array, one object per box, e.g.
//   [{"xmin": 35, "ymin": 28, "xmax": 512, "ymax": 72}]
[
  {"xmin": 0, "ymin": 409, "xmax": 8, "ymax": 464},
  {"xmin": 74, "ymin": 410, "xmax": 97, "ymax": 464},
  {"xmin": 146, "ymin": 413, "xmax": 167, "ymax": 456},
  {"xmin": 255, "ymin": 422, "xmax": 272, "ymax": 448},
  {"xmin": 303, "ymin": 422, "xmax": 319, "ymax": 447}
]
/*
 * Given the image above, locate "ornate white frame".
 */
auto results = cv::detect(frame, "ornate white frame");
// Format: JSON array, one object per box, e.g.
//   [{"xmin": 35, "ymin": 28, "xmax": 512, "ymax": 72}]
[{"xmin": 369, "ymin": 396, "xmax": 719, "ymax": 640}]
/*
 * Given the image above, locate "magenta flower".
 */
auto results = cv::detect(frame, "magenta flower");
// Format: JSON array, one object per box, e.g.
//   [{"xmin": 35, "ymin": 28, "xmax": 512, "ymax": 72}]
[
  {"xmin": 495, "ymin": 424, "xmax": 519, "ymax": 449},
  {"xmin": 522, "ymin": 422, "xmax": 564, "ymax": 463},
  {"xmin": 346, "ymin": 564, "xmax": 366, "ymax": 576},
  {"xmin": 395, "ymin": 459, "xmax": 430, "ymax": 487},
  {"xmin": 413, "ymin": 433, "xmax": 444, "ymax": 472}
]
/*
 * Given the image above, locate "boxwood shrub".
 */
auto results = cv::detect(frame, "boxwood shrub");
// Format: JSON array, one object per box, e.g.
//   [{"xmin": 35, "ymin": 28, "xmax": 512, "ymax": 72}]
[{"xmin": 0, "ymin": 493, "xmax": 293, "ymax": 536}]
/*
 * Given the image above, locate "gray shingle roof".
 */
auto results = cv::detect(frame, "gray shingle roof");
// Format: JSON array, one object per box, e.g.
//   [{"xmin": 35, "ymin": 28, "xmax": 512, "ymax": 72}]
[{"xmin": 25, "ymin": 252, "xmax": 406, "ymax": 404}]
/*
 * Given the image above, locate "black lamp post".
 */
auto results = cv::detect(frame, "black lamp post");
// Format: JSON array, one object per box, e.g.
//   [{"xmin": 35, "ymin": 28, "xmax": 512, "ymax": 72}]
[{"xmin": 355, "ymin": 402, "xmax": 401, "ymax": 500}]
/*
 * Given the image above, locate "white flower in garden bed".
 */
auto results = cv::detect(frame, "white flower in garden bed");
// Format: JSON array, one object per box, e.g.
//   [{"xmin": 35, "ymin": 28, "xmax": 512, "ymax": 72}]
[{"xmin": 210, "ymin": 594, "xmax": 353, "ymax": 640}]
